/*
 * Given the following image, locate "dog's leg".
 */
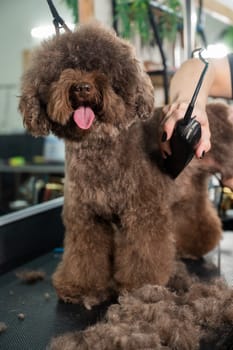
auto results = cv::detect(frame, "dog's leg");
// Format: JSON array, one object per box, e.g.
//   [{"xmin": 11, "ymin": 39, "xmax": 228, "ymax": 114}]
[
  {"xmin": 52, "ymin": 210, "xmax": 113, "ymax": 309},
  {"xmin": 173, "ymin": 193, "xmax": 222, "ymax": 259},
  {"xmin": 113, "ymin": 207, "xmax": 175, "ymax": 291}
]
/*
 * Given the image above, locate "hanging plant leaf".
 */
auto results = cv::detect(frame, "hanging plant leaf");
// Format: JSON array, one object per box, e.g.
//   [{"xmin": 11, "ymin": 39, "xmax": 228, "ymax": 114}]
[
  {"xmin": 220, "ymin": 26, "xmax": 233, "ymax": 50},
  {"xmin": 157, "ymin": 0, "xmax": 182, "ymax": 42},
  {"xmin": 115, "ymin": 0, "xmax": 134, "ymax": 39},
  {"xmin": 116, "ymin": 0, "xmax": 151, "ymax": 43},
  {"xmin": 131, "ymin": 0, "xmax": 151, "ymax": 43},
  {"xmin": 61, "ymin": 0, "xmax": 78, "ymax": 24},
  {"xmin": 115, "ymin": 0, "xmax": 182, "ymax": 44}
]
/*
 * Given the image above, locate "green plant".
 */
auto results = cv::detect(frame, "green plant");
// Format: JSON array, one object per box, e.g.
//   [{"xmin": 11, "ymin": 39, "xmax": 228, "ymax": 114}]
[
  {"xmin": 115, "ymin": 0, "xmax": 182, "ymax": 44},
  {"xmin": 158, "ymin": 0, "xmax": 182, "ymax": 41},
  {"xmin": 61, "ymin": 0, "xmax": 78, "ymax": 24},
  {"xmin": 116, "ymin": 0, "xmax": 151, "ymax": 43},
  {"xmin": 220, "ymin": 26, "xmax": 233, "ymax": 50}
]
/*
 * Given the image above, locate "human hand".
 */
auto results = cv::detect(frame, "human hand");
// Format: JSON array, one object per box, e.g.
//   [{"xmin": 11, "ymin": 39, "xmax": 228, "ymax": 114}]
[{"xmin": 160, "ymin": 102, "xmax": 211, "ymax": 159}]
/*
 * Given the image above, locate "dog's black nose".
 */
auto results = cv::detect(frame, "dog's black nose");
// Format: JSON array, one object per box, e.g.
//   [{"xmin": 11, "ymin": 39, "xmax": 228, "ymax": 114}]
[{"xmin": 75, "ymin": 83, "xmax": 91, "ymax": 93}]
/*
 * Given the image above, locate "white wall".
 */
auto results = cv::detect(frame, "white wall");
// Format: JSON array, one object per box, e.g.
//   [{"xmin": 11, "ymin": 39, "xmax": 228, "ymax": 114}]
[
  {"xmin": 0, "ymin": 0, "xmax": 113, "ymax": 133},
  {"xmin": 94, "ymin": 0, "xmax": 113, "ymax": 27},
  {"xmin": 0, "ymin": 0, "xmax": 230, "ymax": 132},
  {"xmin": 0, "ymin": 0, "xmax": 73, "ymax": 133}
]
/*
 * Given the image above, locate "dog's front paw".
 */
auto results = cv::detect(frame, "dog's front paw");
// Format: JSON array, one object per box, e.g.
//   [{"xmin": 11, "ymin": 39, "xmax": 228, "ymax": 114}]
[
  {"xmin": 52, "ymin": 261, "xmax": 114, "ymax": 309},
  {"xmin": 59, "ymin": 294, "xmax": 83, "ymax": 305},
  {"xmin": 57, "ymin": 290, "xmax": 111, "ymax": 309},
  {"xmin": 82, "ymin": 294, "xmax": 108, "ymax": 310}
]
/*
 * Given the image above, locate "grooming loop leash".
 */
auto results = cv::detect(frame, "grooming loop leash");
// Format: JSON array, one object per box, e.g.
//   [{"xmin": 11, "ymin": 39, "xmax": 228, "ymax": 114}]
[
  {"xmin": 183, "ymin": 48, "xmax": 209, "ymax": 124},
  {"xmin": 47, "ymin": 0, "xmax": 71, "ymax": 35}
]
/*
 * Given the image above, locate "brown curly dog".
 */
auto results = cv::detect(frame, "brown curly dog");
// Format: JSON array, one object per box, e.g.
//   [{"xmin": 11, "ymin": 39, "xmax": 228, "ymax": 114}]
[{"xmin": 19, "ymin": 22, "xmax": 233, "ymax": 309}]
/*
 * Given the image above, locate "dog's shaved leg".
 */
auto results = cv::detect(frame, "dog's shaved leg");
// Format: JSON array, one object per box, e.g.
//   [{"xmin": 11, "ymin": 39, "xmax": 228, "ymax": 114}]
[
  {"xmin": 52, "ymin": 210, "xmax": 114, "ymax": 308},
  {"xmin": 113, "ymin": 208, "xmax": 175, "ymax": 291},
  {"xmin": 173, "ymin": 194, "xmax": 222, "ymax": 259}
]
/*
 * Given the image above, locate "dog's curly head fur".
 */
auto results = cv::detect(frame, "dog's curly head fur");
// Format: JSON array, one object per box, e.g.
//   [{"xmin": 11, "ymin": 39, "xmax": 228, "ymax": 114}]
[{"xmin": 19, "ymin": 22, "xmax": 155, "ymax": 141}]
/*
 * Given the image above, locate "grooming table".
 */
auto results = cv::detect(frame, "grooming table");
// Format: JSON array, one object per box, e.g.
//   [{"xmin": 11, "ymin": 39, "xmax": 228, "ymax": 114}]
[
  {"xmin": 0, "ymin": 200, "xmax": 232, "ymax": 350},
  {"xmin": 0, "ymin": 252, "xmax": 114, "ymax": 350},
  {"xmin": 0, "ymin": 198, "xmax": 115, "ymax": 349}
]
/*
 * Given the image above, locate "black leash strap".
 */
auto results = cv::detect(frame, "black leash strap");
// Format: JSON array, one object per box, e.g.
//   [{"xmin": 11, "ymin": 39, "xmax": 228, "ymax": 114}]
[{"xmin": 47, "ymin": 0, "xmax": 71, "ymax": 35}]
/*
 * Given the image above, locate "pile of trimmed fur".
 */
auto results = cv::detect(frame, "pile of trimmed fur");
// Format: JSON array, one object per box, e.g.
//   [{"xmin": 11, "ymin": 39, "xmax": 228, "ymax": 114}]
[{"xmin": 48, "ymin": 261, "xmax": 233, "ymax": 350}]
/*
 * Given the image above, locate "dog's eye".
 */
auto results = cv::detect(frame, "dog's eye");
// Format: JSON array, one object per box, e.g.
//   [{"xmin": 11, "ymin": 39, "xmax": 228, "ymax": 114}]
[
  {"xmin": 112, "ymin": 86, "xmax": 121, "ymax": 95},
  {"xmin": 84, "ymin": 85, "xmax": 91, "ymax": 92},
  {"xmin": 74, "ymin": 85, "xmax": 82, "ymax": 92},
  {"xmin": 73, "ymin": 83, "xmax": 91, "ymax": 93}
]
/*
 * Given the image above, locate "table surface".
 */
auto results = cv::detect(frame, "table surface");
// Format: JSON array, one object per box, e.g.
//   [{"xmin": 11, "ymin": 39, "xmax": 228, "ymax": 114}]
[{"xmin": 0, "ymin": 231, "xmax": 232, "ymax": 350}]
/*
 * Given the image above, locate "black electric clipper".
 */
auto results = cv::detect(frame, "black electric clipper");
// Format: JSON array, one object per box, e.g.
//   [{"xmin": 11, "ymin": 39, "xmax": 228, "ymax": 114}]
[{"xmin": 164, "ymin": 49, "xmax": 209, "ymax": 179}]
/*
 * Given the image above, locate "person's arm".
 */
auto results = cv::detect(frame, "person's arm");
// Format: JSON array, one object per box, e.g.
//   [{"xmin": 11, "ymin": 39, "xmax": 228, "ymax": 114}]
[{"xmin": 161, "ymin": 56, "xmax": 232, "ymax": 159}]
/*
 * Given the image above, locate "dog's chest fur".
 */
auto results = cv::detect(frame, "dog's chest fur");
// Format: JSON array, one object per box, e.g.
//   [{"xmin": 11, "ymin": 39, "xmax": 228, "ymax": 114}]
[
  {"xmin": 64, "ymin": 135, "xmax": 133, "ymax": 216},
  {"xmin": 63, "ymin": 121, "xmax": 168, "ymax": 219}
]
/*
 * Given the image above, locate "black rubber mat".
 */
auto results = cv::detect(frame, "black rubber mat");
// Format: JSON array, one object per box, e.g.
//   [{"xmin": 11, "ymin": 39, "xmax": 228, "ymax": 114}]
[
  {"xmin": 0, "ymin": 252, "xmax": 114, "ymax": 350},
  {"xmin": 0, "ymin": 232, "xmax": 232, "ymax": 350}
]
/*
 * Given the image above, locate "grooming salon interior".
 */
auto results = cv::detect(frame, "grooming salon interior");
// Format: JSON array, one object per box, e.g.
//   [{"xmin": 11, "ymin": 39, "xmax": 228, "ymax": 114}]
[{"xmin": 1, "ymin": 1, "xmax": 233, "ymax": 349}]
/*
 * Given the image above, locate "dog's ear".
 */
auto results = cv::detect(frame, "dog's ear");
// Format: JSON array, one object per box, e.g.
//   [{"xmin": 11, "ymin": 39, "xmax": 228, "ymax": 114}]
[
  {"xmin": 18, "ymin": 92, "xmax": 51, "ymax": 137},
  {"xmin": 47, "ymin": 69, "xmax": 76, "ymax": 125},
  {"xmin": 93, "ymin": 72, "xmax": 127, "ymax": 126},
  {"xmin": 135, "ymin": 72, "xmax": 155, "ymax": 120},
  {"xmin": 102, "ymin": 86, "xmax": 126, "ymax": 125}
]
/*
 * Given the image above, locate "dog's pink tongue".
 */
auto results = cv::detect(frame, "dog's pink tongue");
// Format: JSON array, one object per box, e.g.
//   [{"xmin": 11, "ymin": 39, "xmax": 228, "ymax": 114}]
[{"xmin": 73, "ymin": 107, "xmax": 95, "ymax": 129}]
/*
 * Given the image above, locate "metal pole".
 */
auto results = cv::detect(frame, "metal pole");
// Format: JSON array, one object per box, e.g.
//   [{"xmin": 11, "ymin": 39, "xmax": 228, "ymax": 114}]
[{"xmin": 182, "ymin": 0, "xmax": 197, "ymax": 59}]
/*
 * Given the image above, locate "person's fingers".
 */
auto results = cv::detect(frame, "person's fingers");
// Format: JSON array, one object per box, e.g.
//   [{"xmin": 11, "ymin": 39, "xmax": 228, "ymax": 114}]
[
  {"xmin": 160, "ymin": 141, "xmax": 172, "ymax": 159},
  {"xmin": 195, "ymin": 132, "xmax": 211, "ymax": 158},
  {"xmin": 161, "ymin": 104, "xmax": 188, "ymax": 157},
  {"xmin": 162, "ymin": 119, "xmax": 177, "ymax": 142},
  {"xmin": 161, "ymin": 102, "xmax": 212, "ymax": 162},
  {"xmin": 162, "ymin": 103, "xmax": 190, "ymax": 139},
  {"xmin": 162, "ymin": 105, "xmax": 169, "ymax": 114},
  {"xmin": 194, "ymin": 115, "xmax": 211, "ymax": 158},
  {"xmin": 162, "ymin": 103, "xmax": 179, "ymax": 116}
]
